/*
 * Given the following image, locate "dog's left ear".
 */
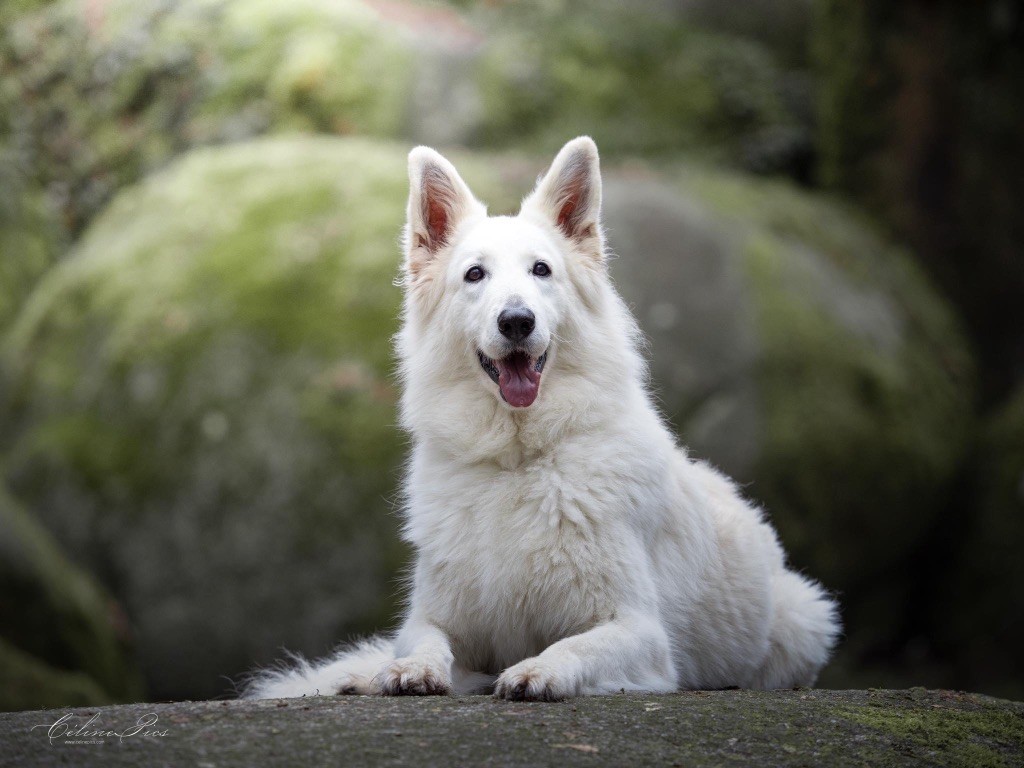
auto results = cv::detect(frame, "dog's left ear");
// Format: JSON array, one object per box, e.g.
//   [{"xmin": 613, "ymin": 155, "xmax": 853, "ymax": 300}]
[
  {"xmin": 405, "ymin": 147, "xmax": 485, "ymax": 280},
  {"xmin": 521, "ymin": 136, "xmax": 604, "ymax": 262}
]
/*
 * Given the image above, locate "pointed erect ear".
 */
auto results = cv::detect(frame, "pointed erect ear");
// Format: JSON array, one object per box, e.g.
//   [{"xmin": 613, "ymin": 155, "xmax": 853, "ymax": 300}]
[
  {"xmin": 405, "ymin": 146, "xmax": 484, "ymax": 278},
  {"xmin": 521, "ymin": 136, "xmax": 603, "ymax": 254}
]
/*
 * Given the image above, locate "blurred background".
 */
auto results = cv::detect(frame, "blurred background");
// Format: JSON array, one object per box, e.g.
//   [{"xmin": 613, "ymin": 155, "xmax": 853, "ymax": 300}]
[{"xmin": 0, "ymin": 0, "xmax": 1021, "ymax": 711}]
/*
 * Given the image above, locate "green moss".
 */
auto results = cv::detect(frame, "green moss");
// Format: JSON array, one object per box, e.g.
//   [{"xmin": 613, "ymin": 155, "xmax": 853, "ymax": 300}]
[
  {"xmin": 200, "ymin": 0, "xmax": 412, "ymax": 137},
  {"xmin": 839, "ymin": 694, "xmax": 1024, "ymax": 767}
]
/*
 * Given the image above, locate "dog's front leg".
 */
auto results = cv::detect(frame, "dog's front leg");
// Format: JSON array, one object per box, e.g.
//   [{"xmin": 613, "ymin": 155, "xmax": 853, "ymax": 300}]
[
  {"xmin": 494, "ymin": 612, "xmax": 677, "ymax": 701},
  {"xmin": 376, "ymin": 618, "xmax": 454, "ymax": 696}
]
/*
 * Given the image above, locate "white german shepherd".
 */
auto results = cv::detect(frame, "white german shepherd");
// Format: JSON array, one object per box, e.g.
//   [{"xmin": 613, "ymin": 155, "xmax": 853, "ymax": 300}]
[{"xmin": 247, "ymin": 138, "xmax": 839, "ymax": 701}]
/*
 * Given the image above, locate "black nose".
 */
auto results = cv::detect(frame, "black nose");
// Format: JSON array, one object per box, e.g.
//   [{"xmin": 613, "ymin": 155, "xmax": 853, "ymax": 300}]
[{"xmin": 497, "ymin": 307, "xmax": 535, "ymax": 343}]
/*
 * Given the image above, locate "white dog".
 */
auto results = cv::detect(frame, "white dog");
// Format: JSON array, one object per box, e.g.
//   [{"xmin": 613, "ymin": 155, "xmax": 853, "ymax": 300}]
[{"xmin": 247, "ymin": 137, "xmax": 840, "ymax": 701}]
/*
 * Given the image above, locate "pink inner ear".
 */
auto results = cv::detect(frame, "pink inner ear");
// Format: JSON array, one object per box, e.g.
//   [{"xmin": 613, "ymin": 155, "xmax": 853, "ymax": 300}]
[
  {"xmin": 420, "ymin": 164, "xmax": 459, "ymax": 251},
  {"xmin": 550, "ymin": 153, "xmax": 593, "ymax": 240},
  {"xmin": 427, "ymin": 197, "xmax": 449, "ymax": 247},
  {"xmin": 557, "ymin": 195, "xmax": 579, "ymax": 236}
]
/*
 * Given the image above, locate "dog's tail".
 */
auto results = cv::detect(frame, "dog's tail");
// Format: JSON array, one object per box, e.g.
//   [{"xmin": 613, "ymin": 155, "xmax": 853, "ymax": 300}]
[
  {"xmin": 243, "ymin": 636, "xmax": 395, "ymax": 699},
  {"xmin": 753, "ymin": 570, "xmax": 841, "ymax": 689}
]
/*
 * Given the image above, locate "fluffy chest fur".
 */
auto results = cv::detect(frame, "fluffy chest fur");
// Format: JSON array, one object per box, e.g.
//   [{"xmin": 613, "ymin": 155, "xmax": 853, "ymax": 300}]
[{"xmin": 403, "ymin": 439, "xmax": 664, "ymax": 671}]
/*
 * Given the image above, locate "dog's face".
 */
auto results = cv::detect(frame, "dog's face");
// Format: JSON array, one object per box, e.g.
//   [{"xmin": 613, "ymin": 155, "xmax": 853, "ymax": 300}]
[
  {"xmin": 445, "ymin": 217, "xmax": 566, "ymax": 407},
  {"xmin": 402, "ymin": 138, "xmax": 605, "ymax": 409}
]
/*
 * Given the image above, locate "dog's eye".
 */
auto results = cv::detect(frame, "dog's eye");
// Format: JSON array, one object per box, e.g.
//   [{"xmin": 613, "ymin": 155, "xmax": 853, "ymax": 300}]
[
  {"xmin": 532, "ymin": 261, "xmax": 552, "ymax": 277},
  {"xmin": 464, "ymin": 266, "xmax": 485, "ymax": 283}
]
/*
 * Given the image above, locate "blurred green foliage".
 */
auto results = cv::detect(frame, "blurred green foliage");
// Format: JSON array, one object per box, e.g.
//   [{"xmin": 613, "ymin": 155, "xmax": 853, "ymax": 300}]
[
  {"xmin": 0, "ymin": 0, "xmax": 414, "ymax": 239},
  {"xmin": 474, "ymin": 0, "xmax": 813, "ymax": 176},
  {"xmin": 946, "ymin": 386, "xmax": 1024, "ymax": 699},
  {"xmin": 809, "ymin": 0, "xmax": 1024, "ymax": 691},
  {"xmin": 813, "ymin": 0, "xmax": 1024, "ymax": 403},
  {"xmin": 0, "ymin": 161, "xmax": 58, "ymax": 329},
  {"xmin": 0, "ymin": 486, "xmax": 144, "ymax": 709}
]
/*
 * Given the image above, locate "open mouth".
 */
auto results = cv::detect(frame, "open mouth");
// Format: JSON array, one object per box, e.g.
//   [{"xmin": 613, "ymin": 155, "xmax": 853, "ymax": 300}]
[{"xmin": 478, "ymin": 349, "xmax": 548, "ymax": 408}]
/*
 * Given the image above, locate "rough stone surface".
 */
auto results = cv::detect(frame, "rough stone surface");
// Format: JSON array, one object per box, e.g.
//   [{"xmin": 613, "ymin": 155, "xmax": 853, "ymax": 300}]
[{"xmin": 1, "ymin": 690, "xmax": 1022, "ymax": 767}]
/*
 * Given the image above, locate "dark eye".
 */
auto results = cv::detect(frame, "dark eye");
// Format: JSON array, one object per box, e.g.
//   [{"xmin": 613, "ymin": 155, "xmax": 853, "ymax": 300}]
[
  {"xmin": 464, "ymin": 266, "xmax": 485, "ymax": 283},
  {"xmin": 532, "ymin": 261, "xmax": 551, "ymax": 277}
]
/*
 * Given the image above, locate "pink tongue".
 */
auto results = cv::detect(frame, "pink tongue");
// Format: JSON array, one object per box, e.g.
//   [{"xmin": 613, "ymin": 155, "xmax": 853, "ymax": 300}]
[{"xmin": 497, "ymin": 352, "xmax": 541, "ymax": 407}]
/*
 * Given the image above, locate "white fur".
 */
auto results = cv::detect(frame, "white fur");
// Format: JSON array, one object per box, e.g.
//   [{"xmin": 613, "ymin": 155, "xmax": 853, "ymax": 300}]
[{"xmin": 245, "ymin": 137, "xmax": 840, "ymax": 701}]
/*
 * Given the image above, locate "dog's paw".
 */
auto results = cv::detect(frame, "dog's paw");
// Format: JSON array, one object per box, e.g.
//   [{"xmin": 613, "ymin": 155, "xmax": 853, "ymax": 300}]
[
  {"xmin": 334, "ymin": 674, "xmax": 378, "ymax": 695},
  {"xmin": 376, "ymin": 657, "xmax": 452, "ymax": 696},
  {"xmin": 494, "ymin": 658, "xmax": 578, "ymax": 702}
]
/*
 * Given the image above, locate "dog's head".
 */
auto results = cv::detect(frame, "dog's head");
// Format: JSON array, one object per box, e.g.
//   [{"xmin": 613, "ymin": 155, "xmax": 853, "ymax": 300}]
[{"xmin": 401, "ymin": 137, "xmax": 606, "ymax": 409}]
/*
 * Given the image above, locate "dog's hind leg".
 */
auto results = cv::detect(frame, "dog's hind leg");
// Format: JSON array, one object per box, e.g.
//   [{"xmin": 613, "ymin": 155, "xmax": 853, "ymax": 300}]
[
  {"xmin": 243, "ymin": 636, "xmax": 394, "ymax": 699},
  {"xmin": 751, "ymin": 570, "xmax": 840, "ymax": 689}
]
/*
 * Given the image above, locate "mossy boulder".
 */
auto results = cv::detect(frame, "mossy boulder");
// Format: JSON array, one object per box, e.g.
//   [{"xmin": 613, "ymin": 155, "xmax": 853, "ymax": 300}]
[
  {"xmin": 602, "ymin": 163, "xmax": 973, "ymax": 685},
  {"xmin": 0, "ymin": 136, "xmax": 529, "ymax": 702},
  {"xmin": 0, "ymin": 485, "xmax": 143, "ymax": 711},
  {"xmin": 473, "ymin": 0, "xmax": 812, "ymax": 177}
]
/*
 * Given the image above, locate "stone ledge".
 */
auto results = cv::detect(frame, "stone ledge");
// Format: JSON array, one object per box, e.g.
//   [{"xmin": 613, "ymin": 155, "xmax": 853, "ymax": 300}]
[{"xmin": 2, "ymin": 689, "xmax": 1022, "ymax": 767}]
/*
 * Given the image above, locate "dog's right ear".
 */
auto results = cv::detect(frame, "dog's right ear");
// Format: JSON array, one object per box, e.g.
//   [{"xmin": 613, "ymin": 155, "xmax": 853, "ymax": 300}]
[{"xmin": 404, "ymin": 147, "xmax": 484, "ymax": 280}]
